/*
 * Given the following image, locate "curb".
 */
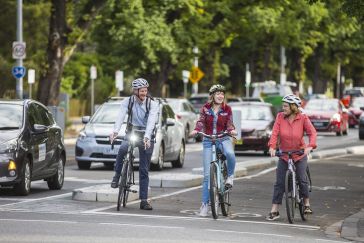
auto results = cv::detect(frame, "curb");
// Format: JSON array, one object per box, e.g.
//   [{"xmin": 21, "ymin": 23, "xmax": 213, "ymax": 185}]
[
  {"xmin": 340, "ymin": 209, "xmax": 364, "ymax": 242},
  {"xmin": 72, "ymin": 184, "xmax": 148, "ymax": 203}
]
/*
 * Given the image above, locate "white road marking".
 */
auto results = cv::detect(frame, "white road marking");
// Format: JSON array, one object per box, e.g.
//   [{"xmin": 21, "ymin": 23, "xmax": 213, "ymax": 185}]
[
  {"xmin": 0, "ymin": 218, "xmax": 77, "ymax": 224},
  {"xmin": 100, "ymin": 222, "xmax": 184, "ymax": 229},
  {"xmin": 315, "ymin": 239, "xmax": 346, "ymax": 243},
  {"xmin": 206, "ymin": 229, "xmax": 292, "ymax": 238},
  {"xmin": 0, "ymin": 192, "xmax": 72, "ymax": 207}
]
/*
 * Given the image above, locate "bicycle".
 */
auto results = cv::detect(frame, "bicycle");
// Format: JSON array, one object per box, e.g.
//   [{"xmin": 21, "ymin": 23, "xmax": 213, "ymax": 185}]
[
  {"xmin": 111, "ymin": 129, "xmax": 145, "ymax": 211},
  {"xmin": 276, "ymin": 149, "xmax": 312, "ymax": 224},
  {"xmin": 198, "ymin": 131, "xmax": 234, "ymax": 219}
]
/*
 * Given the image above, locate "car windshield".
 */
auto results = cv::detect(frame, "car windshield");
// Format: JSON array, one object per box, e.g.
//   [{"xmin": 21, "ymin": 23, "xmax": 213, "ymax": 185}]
[
  {"xmin": 167, "ymin": 100, "xmax": 181, "ymax": 112},
  {"xmin": 233, "ymin": 105, "xmax": 272, "ymax": 121},
  {"xmin": 91, "ymin": 103, "xmax": 127, "ymax": 124},
  {"xmin": 305, "ymin": 99, "xmax": 338, "ymax": 111},
  {"xmin": 0, "ymin": 103, "xmax": 23, "ymax": 129},
  {"xmin": 352, "ymin": 98, "xmax": 364, "ymax": 109},
  {"xmin": 188, "ymin": 97, "xmax": 208, "ymax": 105}
]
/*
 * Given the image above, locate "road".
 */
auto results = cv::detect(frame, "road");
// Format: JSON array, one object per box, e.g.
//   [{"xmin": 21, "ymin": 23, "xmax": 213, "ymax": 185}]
[{"xmin": 0, "ymin": 128, "xmax": 363, "ymax": 242}]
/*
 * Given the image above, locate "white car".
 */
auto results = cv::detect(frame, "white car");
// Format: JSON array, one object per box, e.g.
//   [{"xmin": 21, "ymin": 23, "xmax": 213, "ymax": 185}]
[{"xmin": 75, "ymin": 97, "xmax": 185, "ymax": 171}]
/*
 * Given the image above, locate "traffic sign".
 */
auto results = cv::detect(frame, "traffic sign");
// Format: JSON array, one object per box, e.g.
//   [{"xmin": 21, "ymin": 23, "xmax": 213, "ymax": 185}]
[
  {"xmin": 12, "ymin": 41, "xmax": 26, "ymax": 59},
  {"xmin": 189, "ymin": 66, "xmax": 204, "ymax": 84},
  {"xmin": 12, "ymin": 66, "xmax": 26, "ymax": 79}
]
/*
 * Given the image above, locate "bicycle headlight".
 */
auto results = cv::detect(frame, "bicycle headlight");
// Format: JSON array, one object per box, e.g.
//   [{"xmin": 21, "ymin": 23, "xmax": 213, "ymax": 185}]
[
  {"xmin": 0, "ymin": 138, "xmax": 18, "ymax": 154},
  {"xmin": 130, "ymin": 134, "xmax": 138, "ymax": 142}
]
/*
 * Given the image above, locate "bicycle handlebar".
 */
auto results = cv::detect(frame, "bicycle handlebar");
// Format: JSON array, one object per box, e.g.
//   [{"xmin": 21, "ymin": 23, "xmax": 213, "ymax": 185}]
[
  {"xmin": 275, "ymin": 149, "xmax": 304, "ymax": 157},
  {"xmin": 197, "ymin": 131, "xmax": 236, "ymax": 140}
]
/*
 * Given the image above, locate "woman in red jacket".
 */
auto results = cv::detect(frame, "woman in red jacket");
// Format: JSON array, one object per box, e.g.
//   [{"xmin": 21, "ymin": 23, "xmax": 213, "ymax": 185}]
[
  {"xmin": 266, "ymin": 94, "xmax": 317, "ymax": 221},
  {"xmin": 191, "ymin": 84, "xmax": 237, "ymax": 217}
]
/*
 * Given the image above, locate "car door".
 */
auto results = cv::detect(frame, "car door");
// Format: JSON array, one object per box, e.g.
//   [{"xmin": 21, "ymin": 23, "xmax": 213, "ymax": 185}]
[
  {"xmin": 37, "ymin": 105, "xmax": 59, "ymax": 174},
  {"xmin": 161, "ymin": 105, "xmax": 170, "ymax": 157},
  {"xmin": 28, "ymin": 103, "xmax": 49, "ymax": 178},
  {"xmin": 165, "ymin": 105, "xmax": 178, "ymax": 160}
]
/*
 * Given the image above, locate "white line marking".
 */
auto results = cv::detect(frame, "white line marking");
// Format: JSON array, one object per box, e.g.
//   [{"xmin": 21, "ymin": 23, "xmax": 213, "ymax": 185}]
[
  {"xmin": 0, "ymin": 198, "xmax": 33, "ymax": 201},
  {"xmin": 0, "ymin": 192, "xmax": 72, "ymax": 207},
  {"xmin": 315, "ymin": 239, "xmax": 346, "ymax": 243},
  {"xmin": 207, "ymin": 229, "xmax": 292, "ymax": 238},
  {"xmin": 100, "ymin": 222, "xmax": 184, "ymax": 229},
  {"xmin": 0, "ymin": 218, "xmax": 77, "ymax": 224},
  {"xmin": 236, "ymin": 167, "xmax": 276, "ymax": 180}
]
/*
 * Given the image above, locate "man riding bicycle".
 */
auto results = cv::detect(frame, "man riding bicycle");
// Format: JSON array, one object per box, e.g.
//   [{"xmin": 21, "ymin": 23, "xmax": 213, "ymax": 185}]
[
  {"xmin": 190, "ymin": 84, "xmax": 237, "ymax": 217},
  {"xmin": 110, "ymin": 78, "xmax": 159, "ymax": 210},
  {"xmin": 266, "ymin": 94, "xmax": 317, "ymax": 220}
]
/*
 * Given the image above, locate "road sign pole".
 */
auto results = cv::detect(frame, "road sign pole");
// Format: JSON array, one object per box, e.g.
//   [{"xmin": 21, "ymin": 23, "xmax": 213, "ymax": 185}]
[
  {"xmin": 16, "ymin": 0, "xmax": 23, "ymax": 99},
  {"xmin": 182, "ymin": 70, "xmax": 190, "ymax": 98},
  {"xmin": 192, "ymin": 47, "xmax": 199, "ymax": 95},
  {"xmin": 90, "ymin": 65, "xmax": 97, "ymax": 115}
]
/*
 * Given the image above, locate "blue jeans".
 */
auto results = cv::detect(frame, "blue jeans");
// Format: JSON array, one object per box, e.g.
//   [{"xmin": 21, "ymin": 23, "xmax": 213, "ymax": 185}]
[
  {"xmin": 114, "ymin": 139, "xmax": 154, "ymax": 200},
  {"xmin": 201, "ymin": 138, "xmax": 236, "ymax": 204}
]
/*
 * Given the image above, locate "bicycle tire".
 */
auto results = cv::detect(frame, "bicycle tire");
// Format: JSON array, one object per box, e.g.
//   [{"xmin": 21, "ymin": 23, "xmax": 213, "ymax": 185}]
[
  {"xmin": 209, "ymin": 163, "xmax": 219, "ymax": 219},
  {"xmin": 285, "ymin": 170, "xmax": 295, "ymax": 224},
  {"xmin": 123, "ymin": 157, "xmax": 133, "ymax": 207},
  {"xmin": 220, "ymin": 161, "xmax": 230, "ymax": 216},
  {"xmin": 117, "ymin": 157, "xmax": 129, "ymax": 211}
]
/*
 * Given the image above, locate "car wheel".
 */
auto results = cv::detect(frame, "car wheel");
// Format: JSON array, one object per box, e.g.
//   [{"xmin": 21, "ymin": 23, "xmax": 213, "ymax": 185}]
[
  {"xmin": 77, "ymin": 160, "xmax": 91, "ymax": 170},
  {"xmin": 47, "ymin": 156, "xmax": 65, "ymax": 190},
  {"xmin": 150, "ymin": 143, "xmax": 164, "ymax": 171},
  {"xmin": 14, "ymin": 158, "xmax": 31, "ymax": 196},
  {"xmin": 359, "ymin": 129, "xmax": 364, "ymax": 140},
  {"xmin": 343, "ymin": 122, "xmax": 348, "ymax": 136},
  {"xmin": 172, "ymin": 140, "xmax": 185, "ymax": 168}
]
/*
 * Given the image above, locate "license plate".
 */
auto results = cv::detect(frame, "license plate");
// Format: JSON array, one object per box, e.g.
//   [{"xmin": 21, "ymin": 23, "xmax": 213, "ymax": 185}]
[
  {"xmin": 235, "ymin": 139, "xmax": 243, "ymax": 145},
  {"xmin": 103, "ymin": 147, "xmax": 118, "ymax": 155},
  {"xmin": 313, "ymin": 122, "xmax": 324, "ymax": 127}
]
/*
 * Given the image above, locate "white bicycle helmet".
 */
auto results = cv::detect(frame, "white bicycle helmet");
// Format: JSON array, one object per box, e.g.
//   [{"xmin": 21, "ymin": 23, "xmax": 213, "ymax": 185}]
[
  {"xmin": 282, "ymin": 94, "xmax": 302, "ymax": 107},
  {"xmin": 209, "ymin": 84, "xmax": 226, "ymax": 95},
  {"xmin": 132, "ymin": 78, "xmax": 149, "ymax": 89}
]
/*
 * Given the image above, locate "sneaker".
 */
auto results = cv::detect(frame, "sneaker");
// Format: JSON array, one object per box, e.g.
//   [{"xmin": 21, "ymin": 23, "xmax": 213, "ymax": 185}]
[
  {"xmin": 196, "ymin": 203, "xmax": 208, "ymax": 217},
  {"xmin": 110, "ymin": 175, "xmax": 120, "ymax": 188},
  {"xmin": 266, "ymin": 211, "xmax": 280, "ymax": 221},
  {"xmin": 304, "ymin": 206, "xmax": 313, "ymax": 214},
  {"xmin": 140, "ymin": 200, "xmax": 153, "ymax": 210},
  {"xmin": 225, "ymin": 175, "xmax": 234, "ymax": 188}
]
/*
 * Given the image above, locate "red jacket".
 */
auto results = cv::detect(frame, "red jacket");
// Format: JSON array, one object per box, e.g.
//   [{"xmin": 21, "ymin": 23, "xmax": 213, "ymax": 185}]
[
  {"xmin": 194, "ymin": 102, "xmax": 235, "ymax": 135},
  {"xmin": 268, "ymin": 112, "xmax": 317, "ymax": 162}
]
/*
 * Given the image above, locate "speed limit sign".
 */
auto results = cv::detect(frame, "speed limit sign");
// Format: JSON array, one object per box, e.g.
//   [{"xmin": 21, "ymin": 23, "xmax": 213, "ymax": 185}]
[{"xmin": 12, "ymin": 41, "xmax": 26, "ymax": 59}]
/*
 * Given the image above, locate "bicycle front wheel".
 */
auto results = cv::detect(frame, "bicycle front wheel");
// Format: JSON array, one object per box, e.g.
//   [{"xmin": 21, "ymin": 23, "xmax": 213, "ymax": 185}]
[
  {"xmin": 209, "ymin": 163, "xmax": 219, "ymax": 219},
  {"xmin": 220, "ymin": 161, "xmax": 230, "ymax": 216},
  {"xmin": 285, "ymin": 170, "xmax": 295, "ymax": 224},
  {"xmin": 123, "ymin": 158, "xmax": 133, "ymax": 208},
  {"xmin": 117, "ymin": 157, "xmax": 129, "ymax": 211}
]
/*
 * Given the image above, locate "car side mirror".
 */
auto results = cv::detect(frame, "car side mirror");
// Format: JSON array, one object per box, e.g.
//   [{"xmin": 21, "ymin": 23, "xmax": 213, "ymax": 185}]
[
  {"xmin": 33, "ymin": 124, "xmax": 48, "ymax": 133},
  {"xmin": 166, "ymin": 118, "xmax": 175, "ymax": 126},
  {"xmin": 82, "ymin": 116, "xmax": 90, "ymax": 124}
]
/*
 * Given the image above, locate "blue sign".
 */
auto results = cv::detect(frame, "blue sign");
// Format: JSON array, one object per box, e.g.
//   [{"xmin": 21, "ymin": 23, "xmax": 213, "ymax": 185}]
[{"xmin": 12, "ymin": 66, "xmax": 26, "ymax": 79}]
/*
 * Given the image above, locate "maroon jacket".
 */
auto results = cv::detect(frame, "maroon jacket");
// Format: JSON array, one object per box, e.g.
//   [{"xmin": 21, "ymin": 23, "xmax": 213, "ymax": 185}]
[{"xmin": 194, "ymin": 102, "xmax": 235, "ymax": 135}]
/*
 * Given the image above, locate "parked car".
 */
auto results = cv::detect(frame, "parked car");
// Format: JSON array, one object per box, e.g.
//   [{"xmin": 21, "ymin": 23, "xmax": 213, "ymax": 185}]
[
  {"xmin": 359, "ymin": 108, "xmax": 364, "ymax": 140},
  {"xmin": 166, "ymin": 98, "xmax": 198, "ymax": 142},
  {"xmin": 188, "ymin": 93, "xmax": 209, "ymax": 113},
  {"xmin": 75, "ymin": 97, "xmax": 185, "ymax": 171},
  {"xmin": 229, "ymin": 102, "xmax": 275, "ymax": 155},
  {"xmin": 226, "ymin": 97, "xmax": 242, "ymax": 103},
  {"xmin": 304, "ymin": 98, "xmax": 349, "ymax": 136},
  {"xmin": 241, "ymin": 97, "xmax": 264, "ymax": 102},
  {"xmin": 0, "ymin": 99, "xmax": 66, "ymax": 195},
  {"xmin": 348, "ymin": 97, "xmax": 364, "ymax": 128}
]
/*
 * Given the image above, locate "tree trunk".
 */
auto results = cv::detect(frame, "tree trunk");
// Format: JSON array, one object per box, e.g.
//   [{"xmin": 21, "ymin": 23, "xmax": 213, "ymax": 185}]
[
  {"xmin": 37, "ymin": 0, "xmax": 67, "ymax": 106},
  {"xmin": 313, "ymin": 44, "xmax": 326, "ymax": 93}
]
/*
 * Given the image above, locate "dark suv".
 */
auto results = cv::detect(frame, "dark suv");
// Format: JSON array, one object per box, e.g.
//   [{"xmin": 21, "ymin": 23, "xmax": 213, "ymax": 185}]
[{"xmin": 0, "ymin": 100, "xmax": 66, "ymax": 195}]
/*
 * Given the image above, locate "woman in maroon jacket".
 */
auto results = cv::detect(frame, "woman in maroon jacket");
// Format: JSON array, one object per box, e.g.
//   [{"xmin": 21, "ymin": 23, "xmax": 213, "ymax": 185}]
[{"xmin": 191, "ymin": 84, "xmax": 237, "ymax": 217}]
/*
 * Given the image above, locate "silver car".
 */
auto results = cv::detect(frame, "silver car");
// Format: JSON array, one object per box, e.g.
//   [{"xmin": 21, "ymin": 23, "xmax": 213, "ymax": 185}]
[
  {"xmin": 166, "ymin": 98, "xmax": 198, "ymax": 142},
  {"xmin": 75, "ymin": 97, "xmax": 186, "ymax": 171}
]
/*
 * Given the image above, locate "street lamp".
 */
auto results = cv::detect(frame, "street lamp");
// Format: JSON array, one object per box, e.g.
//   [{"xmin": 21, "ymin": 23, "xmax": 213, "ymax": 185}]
[{"xmin": 90, "ymin": 65, "xmax": 97, "ymax": 114}]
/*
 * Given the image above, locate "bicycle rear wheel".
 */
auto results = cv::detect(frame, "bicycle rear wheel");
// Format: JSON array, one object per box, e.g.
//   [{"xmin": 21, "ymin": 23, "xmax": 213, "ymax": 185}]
[
  {"xmin": 220, "ymin": 161, "xmax": 230, "ymax": 216},
  {"xmin": 117, "ymin": 157, "xmax": 129, "ymax": 211},
  {"xmin": 285, "ymin": 170, "xmax": 295, "ymax": 224},
  {"xmin": 209, "ymin": 163, "xmax": 219, "ymax": 219}
]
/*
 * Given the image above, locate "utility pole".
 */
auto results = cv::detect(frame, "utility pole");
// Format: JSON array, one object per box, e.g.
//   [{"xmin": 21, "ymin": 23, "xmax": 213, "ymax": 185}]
[
  {"xmin": 192, "ymin": 47, "xmax": 199, "ymax": 95},
  {"xmin": 245, "ymin": 63, "xmax": 251, "ymax": 97},
  {"xmin": 90, "ymin": 65, "xmax": 97, "ymax": 115},
  {"xmin": 336, "ymin": 63, "xmax": 341, "ymax": 99},
  {"xmin": 280, "ymin": 46, "xmax": 286, "ymax": 96},
  {"xmin": 16, "ymin": 0, "xmax": 23, "ymax": 99}
]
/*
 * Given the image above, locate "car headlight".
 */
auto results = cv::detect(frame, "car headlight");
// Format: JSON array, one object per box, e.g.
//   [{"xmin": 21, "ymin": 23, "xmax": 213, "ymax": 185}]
[
  {"xmin": 0, "ymin": 138, "xmax": 17, "ymax": 154},
  {"xmin": 331, "ymin": 113, "xmax": 341, "ymax": 122},
  {"xmin": 77, "ymin": 131, "xmax": 93, "ymax": 142}
]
